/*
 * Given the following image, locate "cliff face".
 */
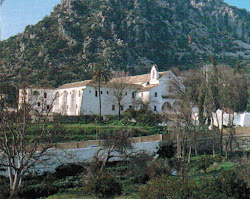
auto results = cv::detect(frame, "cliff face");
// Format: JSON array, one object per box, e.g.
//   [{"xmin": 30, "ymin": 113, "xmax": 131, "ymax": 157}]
[{"xmin": 0, "ymin": 0, "xmax": 249, "ymax": 86}]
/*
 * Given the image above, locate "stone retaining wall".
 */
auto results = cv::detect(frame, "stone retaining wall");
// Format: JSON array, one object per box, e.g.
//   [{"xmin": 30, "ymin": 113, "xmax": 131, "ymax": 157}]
[
  {"xmin": 55, "ymin": 134, "xmax": 163, "ymax": 150},
  {"xmin": 53, "ymin": 132, "xmax": 250, "ymax": 151}
]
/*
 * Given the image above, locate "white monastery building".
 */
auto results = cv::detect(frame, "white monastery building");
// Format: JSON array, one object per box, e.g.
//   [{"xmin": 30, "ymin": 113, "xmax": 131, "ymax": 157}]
[{"xmin": 18, "ymin": 65, "xmax": 184, "ymax": 116}]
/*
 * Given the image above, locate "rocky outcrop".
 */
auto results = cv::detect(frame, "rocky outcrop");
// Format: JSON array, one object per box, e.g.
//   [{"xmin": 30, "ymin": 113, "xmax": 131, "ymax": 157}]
[{"xmin": 0, "ymin": 0, "xmax": 249, "ymax": 87}]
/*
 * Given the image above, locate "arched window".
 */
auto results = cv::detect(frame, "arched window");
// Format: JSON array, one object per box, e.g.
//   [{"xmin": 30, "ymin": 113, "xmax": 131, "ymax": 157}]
[
  {"xmin": 33, "ymin": 91, "xmax": 40, "ymax": 96},
  {"xmin": 54, "ymin": 92, "xmax": 59, "ymax": 105},
  {"xmin": 172, "ymin": 101, "xmax": 181, "ymax": 111},
  {"xmin": 162, "ymin": 102, "xmax": 172, "ymax": 112},
  {"xmin": 62, "ymin": 91, "xmax": 68, "ymax": 114},
  {"xmin": 70, "ymin": 90, "xmax": 76, "ymax": 113}
]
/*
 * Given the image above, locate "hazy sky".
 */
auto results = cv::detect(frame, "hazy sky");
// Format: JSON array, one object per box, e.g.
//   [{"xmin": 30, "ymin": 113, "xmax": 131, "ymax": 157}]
[
  {"xmin": 1, "ymin": 0, "xmax": 61, "ymax": 40},
  {"xmin": 0, "ymin": 0, "xmax": 250, "ymax": 40}
]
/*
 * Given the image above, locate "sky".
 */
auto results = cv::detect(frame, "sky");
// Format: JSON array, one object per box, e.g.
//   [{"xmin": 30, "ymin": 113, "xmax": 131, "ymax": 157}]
[
  {"xmin": 1, "ymin": 0, "xmax": 61, "ymax": 40},
  {"xmin": 0, "ymin": 0, "xmax": 250, "ymax": 41}
]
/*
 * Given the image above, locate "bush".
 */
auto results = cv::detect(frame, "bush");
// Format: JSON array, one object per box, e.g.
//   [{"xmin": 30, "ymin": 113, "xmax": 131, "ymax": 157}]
[
  {"xmin": 126, "ymin": 152, "xmax": 152, "ymax": 184},
  {"xmin": 146, "ymin": 159, "xmax": 171, "ymax": 179},
  {"xmin": 138, "ymin": 175, "xmax": 201, "ymax": 199},
  {"xmin": 195, "ymin": 155, "xmax": 214, "ymax": 173},
  {"xmin": 201, "ymin": 170, "xmax": 250, "ymax": 199},
  {"xmin": 156, "ymin": 141, "xmax": 175, "ymax": 159},
  {"xmin": 122, "ymin": 109, "xmax": 162, "ymax": 126},
  {"xmin": 84, "ymin": 172, "xmax": 122, "ymax": 198},
  {"xmin": 0, "ymin": 176, "xmax": 9, "ymax": 199},
  {"xmin": 139, "ymin": 173, "xmax": 247, "ymax": 199},
  {"xmin": 55, "ymin": 163, "xmax": 85, "ymax": 179}
]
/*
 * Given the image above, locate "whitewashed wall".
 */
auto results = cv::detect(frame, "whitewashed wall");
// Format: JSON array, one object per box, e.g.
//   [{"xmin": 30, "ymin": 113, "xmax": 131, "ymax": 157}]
[
  {"xmin": 54, "ymin": 86, "xmax": 86, "ymax": 116},
  {"xmin": 212, "ymin": 110, "xmax": 250, "ymax": 128},
  {"xmin": 81, "ymin": 86, "xmax": 137, "ymax": 115},
  {"xmin": 19, "ymin": 88, "xmax": 55, "ymax": 114}
]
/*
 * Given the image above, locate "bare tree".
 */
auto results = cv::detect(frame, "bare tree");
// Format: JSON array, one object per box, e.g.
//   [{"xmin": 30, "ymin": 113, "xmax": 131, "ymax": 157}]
[
  {"xmin": 109, "ymin": 70, "xmax": 131, "ymax": 117},
  {"xmin": 94, "ymin": 129, "xmax": 133, "ymax": 173},
  {"xmin": 0, "ymin": 86, "xmax": 55, "ymax": 198},
  {"xmin": 193, "ymin": 61, "xmax": 248, "ymax": 156}
]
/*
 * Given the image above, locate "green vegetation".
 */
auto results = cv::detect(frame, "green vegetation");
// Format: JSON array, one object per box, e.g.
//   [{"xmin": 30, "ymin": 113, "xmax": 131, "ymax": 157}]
[
  {"xmin": 14, "ymin": 153, "xmax": 248, "ymax": 199},
  {"xmin": 1, "ymin": 128, "xmax": 249, "ymax": 199},
  {"xmin": 25, "ymin": 122, "xmax": 164, "ymax": 142}
]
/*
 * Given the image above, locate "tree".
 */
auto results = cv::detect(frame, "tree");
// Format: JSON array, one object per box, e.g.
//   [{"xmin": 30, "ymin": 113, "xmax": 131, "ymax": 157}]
[
  {"xmin": 168, "ymin": 75, "xmax": 197, "ymax": 160},
  {"xmin": 95, "ymin": 129, "xmax": 133, "ymax": 173},
  {"xmin": 0, "ymin": 86, "xmax": 55, "ymax": 198},
  {"xmin": 109, "ymin": 70, "xmax": 131, "ymax": 118},
  {"xmin": 91, "ymin": 63, "xmax": 110, "ymax": 120}
]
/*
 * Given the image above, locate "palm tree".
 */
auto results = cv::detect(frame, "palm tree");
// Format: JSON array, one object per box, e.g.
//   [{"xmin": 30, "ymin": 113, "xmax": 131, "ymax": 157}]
[{"xmin": 91, "ymin": 63, "xmax": 109, "ymax": 120}]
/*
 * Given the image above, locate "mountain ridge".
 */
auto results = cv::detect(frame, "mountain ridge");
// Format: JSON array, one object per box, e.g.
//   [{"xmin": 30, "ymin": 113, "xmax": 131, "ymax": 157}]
[{"xmin": 0, "ymin": 0, "xmax": 249, "ymax": 87}]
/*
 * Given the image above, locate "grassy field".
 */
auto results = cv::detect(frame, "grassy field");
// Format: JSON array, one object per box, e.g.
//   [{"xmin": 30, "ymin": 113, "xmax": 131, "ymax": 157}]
[{"xmin": 26, "ymin": 122, "xmax": 166, "ymax": 143}]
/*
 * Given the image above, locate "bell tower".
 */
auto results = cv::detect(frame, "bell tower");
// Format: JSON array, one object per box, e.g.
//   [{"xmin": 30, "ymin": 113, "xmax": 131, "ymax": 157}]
[{"xmin": 150, "ymin": 65, "xmax": 159, "ymax": 81}]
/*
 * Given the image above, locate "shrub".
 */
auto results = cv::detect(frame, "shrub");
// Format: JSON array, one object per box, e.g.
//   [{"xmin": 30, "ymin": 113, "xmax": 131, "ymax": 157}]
[
  {"xmin": 235, "ymin": 155, "xmax": 250, "ymax": 186},
  {"xmin": 0, "ymin": 176, "xmax": 9, "ymax": 199},
  {"xmin": 201, "ymin": 170, "xmax": 250, "ymax": 199},
  {"xmin": 195, "ymin": 155, "xmax": 214, "ymax": 173},
  {"xmin": 156, "ymin": 141, "xmax": 175, "ymax": 159},
  {"xmin": 138, "ymin": 175, "xmax": 201, "ymax": 199},
  {"xmin": 126, "ymin": 152, "xmax": 152, "ymax": 184},
  {"xmin": 84, "ymin": 172, "xmax": 122, "ymax": 198},
  {"xmin": 146, "ymin": 159, "xmax": 171, "ymax": 179},
  {"xmin": 122, "ymin": 109, "xmax": 162, "ymax": 126},
  {"xmin": 54, "ymin": 163, "xmax": 85, "ymax": 179}
]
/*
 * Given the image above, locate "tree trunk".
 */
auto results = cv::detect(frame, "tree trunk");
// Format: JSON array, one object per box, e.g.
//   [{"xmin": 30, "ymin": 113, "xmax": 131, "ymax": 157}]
[
  {"xmin": 98, "ymin": 79, "xmax": 102, "ymax": 120},
  {"xmin": 118, "ymin": 100, "xmax": 121, "ymax": 118},
  {"xmin": 10, "ymin": 170, "xmax": 22, "ymax": 199},
  {"xmin": 188, "ymin": 146, "xmax": 192, "ymax": 163},
  {"xmin": 177, "ymin": 131, "xmax": 181, "ymax": 159},
  {"xmin": 220, "ymin": 111, "xmax": 224, "ymax": 156}
]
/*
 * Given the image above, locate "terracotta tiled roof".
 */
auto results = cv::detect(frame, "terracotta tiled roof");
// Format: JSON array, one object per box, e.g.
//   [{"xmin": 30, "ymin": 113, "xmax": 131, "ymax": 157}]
[
  {"xmin": 56, "ymin": 70, "xmax": 172, "ymax": 90},
  {"xmin": 138, "ymin": 85, "xmax": 158, "ymax": 92},
  {"xmin": 57, "ymin": 80, "xmax": 92, "ymax": 89},
  {"xmin": 109, "ymin": 71, "xmax": 170, "ymax": 84},
  {"xmin": 109, "ymin": 74, "xmax": 151, "ymax": 84},
  {"xmin": 25, "ymin": 86, "xmax": 55, "ymax": 89},
  {"xmin": 88, "ymin": 82, "xmax": 142, "ymax": 89}
]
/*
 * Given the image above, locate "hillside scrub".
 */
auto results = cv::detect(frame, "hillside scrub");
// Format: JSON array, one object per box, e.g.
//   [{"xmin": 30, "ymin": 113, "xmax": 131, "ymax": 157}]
[
  {"xmin": 1, "ymin": 153, "xmax": 247, "ymax": 199},
  {"xmin": 1, "ymin": 0, "xmax": 250, "ymax": 87}
]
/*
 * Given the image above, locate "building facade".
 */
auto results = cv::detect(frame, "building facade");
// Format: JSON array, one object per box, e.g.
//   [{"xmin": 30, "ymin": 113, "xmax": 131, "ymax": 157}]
[{"xmin": 18, "ymin": 65, "xmax": 184, "ymax": 116}]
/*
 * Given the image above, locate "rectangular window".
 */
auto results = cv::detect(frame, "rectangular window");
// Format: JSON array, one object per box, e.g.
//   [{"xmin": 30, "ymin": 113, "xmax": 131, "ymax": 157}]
[
  {"xmin": 44, "ymin": 92, "xmax": 47, "ymax": 98},
  {"xmin": 95, "ymin": 91, "xmax": 98, "ymax": 97},
  {"xmin": 154, "ymin": 106, "xmax": 157, "ymax": 111},
  {"xmin": 169, "ymin": 86, "xmax": 173, "ymax": 93},
  {"xmin": 47, "ymin": 105, "xmax": 50, "ymax": 110},
  {"xmin": 89, "ymin": 90, "xmax": 91, "ymax": 93},
  {"xmin": 120, "ymin": 105, "xmax": 123, "ymax": 111},
  {"xmin": 155, "ymin": 92, "xmax": 157, "ymax": 97},
  {"xmin": 132, "ymin": 92, "xmax": 135, "ymax": 98},
  {"xmin": 107, "ymin": 91, "xmax": 109, "ymax": 94},
  {"xmin": 112, "ymin": 105, "xmax": 115, "ymax": 111},
  {"xmin": 101, "ymin": 91, "xmax": 103, "ymax": 94},
  {"xmin": 38, "ymin": 102, "xmax": 41, "ymax": 107},
  {"xmin": 125, "ymin": 92, "xmax": 127, "ymax": 95}
]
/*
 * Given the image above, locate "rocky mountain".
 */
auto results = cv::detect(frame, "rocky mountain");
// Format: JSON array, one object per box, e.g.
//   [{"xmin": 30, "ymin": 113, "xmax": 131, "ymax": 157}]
[{"xmin": 0, "ymin": 0, "xmax": 250, "ymax": 87}]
